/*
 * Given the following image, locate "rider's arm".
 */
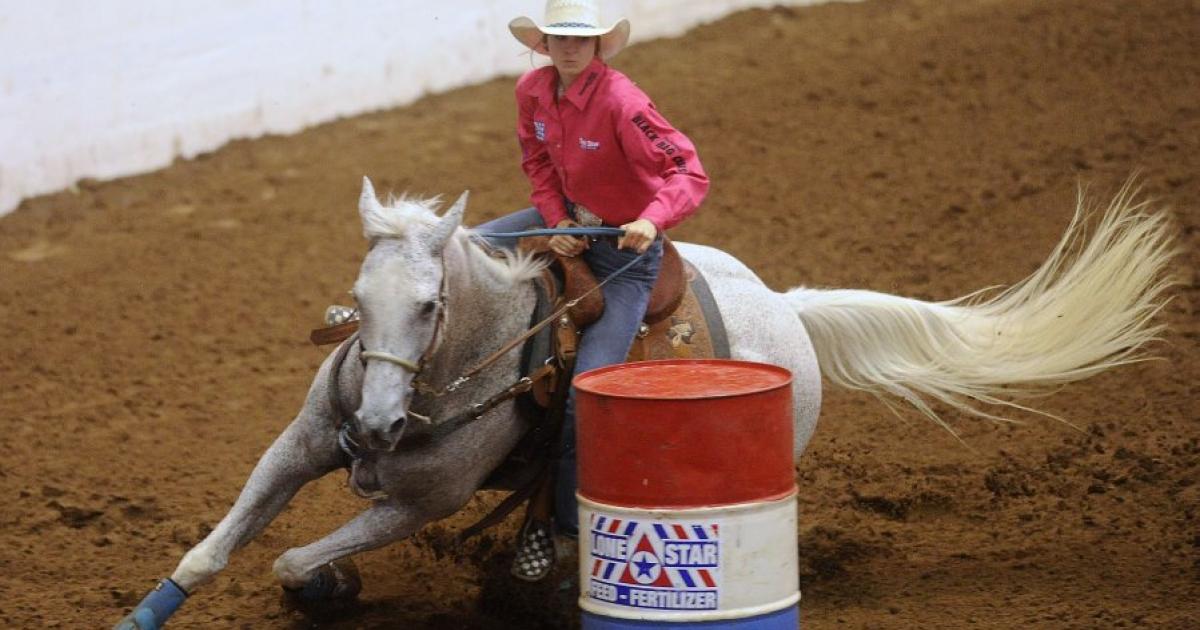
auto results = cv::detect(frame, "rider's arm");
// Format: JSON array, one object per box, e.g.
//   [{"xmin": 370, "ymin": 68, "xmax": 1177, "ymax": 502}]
[{"xmin": 613, "ymin": 95, "xmax": 709, "ymax": 232}]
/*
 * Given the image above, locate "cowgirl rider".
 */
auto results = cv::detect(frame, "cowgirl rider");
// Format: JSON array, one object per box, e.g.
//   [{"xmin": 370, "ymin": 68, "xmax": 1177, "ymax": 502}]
[{"xmin": 478, "ymin": 0, "xmax": 709, "ymax": 581}]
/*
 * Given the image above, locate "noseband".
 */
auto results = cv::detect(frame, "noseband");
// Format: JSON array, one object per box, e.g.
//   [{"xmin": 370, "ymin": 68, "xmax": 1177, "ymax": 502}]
[
  {"xmin": 359, "ymin": 351, "xmax": 422, "ymax": 373},
  {"xmin": 357, "ymin": 343, "xmax": 434, "ymax": 425}
]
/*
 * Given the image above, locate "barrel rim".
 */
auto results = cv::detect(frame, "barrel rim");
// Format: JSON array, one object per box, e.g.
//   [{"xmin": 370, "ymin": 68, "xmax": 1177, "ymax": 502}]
[
  {"xmin": 573, "ymin": 358, "xmax": 793, "ymax": 401},
  {"xmin": 579, "ymin": 590, "xmax": 801, "ymax": 622},
  {"xmin": 576, "ymin": 488, "xmax": 798, "ymax": 515}
]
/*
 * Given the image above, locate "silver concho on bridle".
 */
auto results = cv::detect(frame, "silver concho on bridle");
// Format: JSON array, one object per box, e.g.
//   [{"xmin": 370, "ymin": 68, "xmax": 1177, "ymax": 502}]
[{"xmin": 324, "ymin": 304, "xmax": 359, "ymax": 326}]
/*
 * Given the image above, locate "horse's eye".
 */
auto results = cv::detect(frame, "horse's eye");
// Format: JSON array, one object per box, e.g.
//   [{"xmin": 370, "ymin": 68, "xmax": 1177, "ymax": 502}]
[{"xmin": 420, "ymin": 300, "xmax": 438, "ymax": 317}]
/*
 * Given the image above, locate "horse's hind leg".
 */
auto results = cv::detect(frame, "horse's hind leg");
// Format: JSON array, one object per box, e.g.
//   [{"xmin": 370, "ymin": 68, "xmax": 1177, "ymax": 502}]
[{"xmin": 272, "ymin": 497, "xmax": 438, "ymax": 599}]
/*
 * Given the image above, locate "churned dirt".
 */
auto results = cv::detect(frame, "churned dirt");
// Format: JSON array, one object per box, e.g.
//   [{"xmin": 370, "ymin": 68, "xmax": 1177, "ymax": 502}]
[{"xmin": 1, "ymin": 0, "xmax": 1197, "ymax": 628}]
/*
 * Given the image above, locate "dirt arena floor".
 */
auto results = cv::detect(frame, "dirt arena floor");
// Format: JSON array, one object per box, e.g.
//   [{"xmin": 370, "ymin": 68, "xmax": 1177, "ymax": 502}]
[{"xmin": 2, "ymin": 0, "xmax": 1198, "ymax": 627}]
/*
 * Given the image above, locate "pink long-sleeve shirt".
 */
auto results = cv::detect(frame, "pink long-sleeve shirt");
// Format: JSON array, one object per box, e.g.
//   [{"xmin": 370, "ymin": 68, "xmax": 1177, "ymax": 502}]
[{"xmin": 516, "ymin": 57, "xmax": 709, "ymax": 231}]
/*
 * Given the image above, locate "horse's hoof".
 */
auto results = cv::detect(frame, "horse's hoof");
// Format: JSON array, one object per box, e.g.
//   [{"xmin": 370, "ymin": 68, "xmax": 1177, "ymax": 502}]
[
  {"xmin": 113, "ymin": 611, "xmax": 152, "ymax": 630},
  {"xmin": 281, "ymin": 559, "xmax": 362, "ymax": 612},
  {"xmin": 114, "ymin": 607, "xmax": 167, "ymax": 630}
]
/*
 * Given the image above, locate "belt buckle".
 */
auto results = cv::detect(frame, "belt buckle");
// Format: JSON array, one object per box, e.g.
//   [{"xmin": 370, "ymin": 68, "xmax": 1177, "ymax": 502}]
[
  {"xmin": 573, "ymin": 205, "xmax": 603, "ymax": 228},
  {"xmin": 572, "ymin": 205, "xmax": 607, "ymax": 243}
]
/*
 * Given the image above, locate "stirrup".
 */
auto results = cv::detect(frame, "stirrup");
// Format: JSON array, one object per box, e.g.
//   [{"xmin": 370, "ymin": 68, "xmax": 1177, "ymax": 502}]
[{"xmin": 510, "ymin": 519, "xmax": 556, "ymax": 582}]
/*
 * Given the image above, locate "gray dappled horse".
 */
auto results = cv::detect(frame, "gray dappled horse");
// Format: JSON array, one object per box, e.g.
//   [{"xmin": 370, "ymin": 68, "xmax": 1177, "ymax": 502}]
[{"xmin": 116, "ymin": 178, "xmax": 1175, "ymax": 629}]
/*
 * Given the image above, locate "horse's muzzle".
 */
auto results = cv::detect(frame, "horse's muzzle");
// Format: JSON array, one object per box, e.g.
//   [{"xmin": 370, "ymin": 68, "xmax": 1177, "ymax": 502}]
[{"xmin": 355, "ymin": 412, "xmax": 407, "ymax": 451}]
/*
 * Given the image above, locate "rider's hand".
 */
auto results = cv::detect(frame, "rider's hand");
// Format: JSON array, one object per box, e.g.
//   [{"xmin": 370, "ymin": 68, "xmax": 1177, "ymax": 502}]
[
  {"xmin": 549, "ymin": 219, "xmax": 588, "ymax": 257},
  {"xmin": 618, "ymin": 219, "xmax": 658, "ymax": 253}
]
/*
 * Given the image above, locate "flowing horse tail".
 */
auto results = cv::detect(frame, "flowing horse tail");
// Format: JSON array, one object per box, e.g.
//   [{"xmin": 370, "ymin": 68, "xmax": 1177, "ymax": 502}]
[{"xmin": 783, "ymin": 182, "xmax": 1179, "ymax": 431}]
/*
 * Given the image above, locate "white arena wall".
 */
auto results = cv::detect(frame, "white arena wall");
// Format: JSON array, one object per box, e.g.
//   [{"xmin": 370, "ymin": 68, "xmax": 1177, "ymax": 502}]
[{"xmin": 0, "ymin": 1, "xmax": 836, "ymax": 217}]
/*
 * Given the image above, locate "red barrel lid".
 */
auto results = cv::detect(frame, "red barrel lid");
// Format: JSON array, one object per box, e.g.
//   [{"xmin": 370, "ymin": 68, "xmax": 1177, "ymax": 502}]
[
  {"xmin": 575, "ymin": 359, "xmax": 796, "ymax": 508},
  {"xmin": 574, "ymin": 359, "xmax": 792, "ymax": 400}
]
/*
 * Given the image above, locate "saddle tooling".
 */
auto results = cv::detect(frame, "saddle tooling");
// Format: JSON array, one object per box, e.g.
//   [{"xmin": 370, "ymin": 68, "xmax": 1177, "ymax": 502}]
[{"xmin": 308, "ymin": 236, "xmax": 730, "ymax": 581}]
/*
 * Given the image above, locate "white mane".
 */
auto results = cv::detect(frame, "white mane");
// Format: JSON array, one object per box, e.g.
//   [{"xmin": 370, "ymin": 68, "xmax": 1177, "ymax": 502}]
[
  {"xmin": 362, "ymin": 193, "xmax": 545, "ymax": 286},
  {"xmin": 361, "ymin": 193, "xmax": 442, "ymax": 239},
  {"xmin": 460, "ymin": 231, "xmax": 547, "ymax": 286}
]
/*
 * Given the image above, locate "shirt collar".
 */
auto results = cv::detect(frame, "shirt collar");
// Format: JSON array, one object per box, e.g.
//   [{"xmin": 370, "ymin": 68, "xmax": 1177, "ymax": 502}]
[{"xmin": 558, "ymin": 57, "xmax": 607, "ymax": 109}]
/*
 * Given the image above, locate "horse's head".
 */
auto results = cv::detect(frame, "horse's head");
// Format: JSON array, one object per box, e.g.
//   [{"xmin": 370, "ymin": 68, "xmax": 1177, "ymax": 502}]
[{"xmin": 351, "ymin": 177, "xmax": 465, "ymax": 450}]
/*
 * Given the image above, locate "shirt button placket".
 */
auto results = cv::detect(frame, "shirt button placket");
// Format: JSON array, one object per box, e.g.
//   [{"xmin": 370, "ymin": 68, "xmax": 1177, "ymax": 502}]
[{"xmin": 556, "ymin": 111, "xmax": 568, "ymax": 189}]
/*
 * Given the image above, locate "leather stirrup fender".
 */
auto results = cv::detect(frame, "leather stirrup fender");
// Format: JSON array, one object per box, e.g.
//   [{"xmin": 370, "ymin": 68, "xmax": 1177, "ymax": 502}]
[
  {"xmin": 519, "ymin": 234, "xmax": 605, "ymax": 328},
  {"xmin": 644, "ymin": 237, "xmax": 686, "ymax": 325}
]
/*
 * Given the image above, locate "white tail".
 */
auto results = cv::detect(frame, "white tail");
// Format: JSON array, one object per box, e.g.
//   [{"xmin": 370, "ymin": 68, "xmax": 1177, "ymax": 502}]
[{"xmin": 785, "ymin": 183, "xmax": 1178, "ymax": 430}]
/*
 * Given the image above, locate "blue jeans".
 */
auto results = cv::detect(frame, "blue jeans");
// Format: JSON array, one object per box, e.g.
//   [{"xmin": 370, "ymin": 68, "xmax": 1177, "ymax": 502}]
[{"xmin": 475, "ymin": 208, "xmax": 663, "ymax": 535}]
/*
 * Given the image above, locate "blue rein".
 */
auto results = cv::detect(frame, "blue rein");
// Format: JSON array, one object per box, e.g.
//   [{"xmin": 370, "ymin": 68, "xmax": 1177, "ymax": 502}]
[{"xmin": 479, "ymin": 227, "xmax": 626, "ymax": 239}]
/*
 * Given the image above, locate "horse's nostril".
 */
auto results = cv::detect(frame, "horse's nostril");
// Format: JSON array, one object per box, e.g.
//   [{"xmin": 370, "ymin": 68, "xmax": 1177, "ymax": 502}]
[{"xmin": 387, "ymin": 416, "xmax": 407, "ymax": 436}]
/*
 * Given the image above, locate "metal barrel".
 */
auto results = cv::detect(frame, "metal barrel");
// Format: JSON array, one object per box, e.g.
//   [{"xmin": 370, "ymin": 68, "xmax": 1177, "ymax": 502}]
[{"xmin": 575, "ymin": 359, "xmax": 799, "ymax": 629}]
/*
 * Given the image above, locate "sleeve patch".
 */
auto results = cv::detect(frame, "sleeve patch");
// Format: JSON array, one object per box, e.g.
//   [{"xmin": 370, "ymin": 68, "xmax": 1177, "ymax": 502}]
[{"xmin": 631, "ymin": 113, "xmax": 688, "ymax": 172}]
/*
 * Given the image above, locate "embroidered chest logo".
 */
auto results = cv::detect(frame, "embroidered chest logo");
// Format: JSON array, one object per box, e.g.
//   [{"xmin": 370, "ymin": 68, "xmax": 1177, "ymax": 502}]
[
  {"xmin": 579, "ymin": 137, "xmax": 601, "ymax": 151},
  {"xmin": 534, "ymin": 120, "xmax": 546, "ymax": 142}
]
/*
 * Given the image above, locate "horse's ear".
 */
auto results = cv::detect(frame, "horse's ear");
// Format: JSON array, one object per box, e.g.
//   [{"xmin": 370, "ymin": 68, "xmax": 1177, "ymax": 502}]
[
  {"xmin": 432, "ymin": 190, "xmax": 468, "ymax": 248},
  {"xmin": 359, "ymin": 176, "xmax": 382, "ymax": 217}
]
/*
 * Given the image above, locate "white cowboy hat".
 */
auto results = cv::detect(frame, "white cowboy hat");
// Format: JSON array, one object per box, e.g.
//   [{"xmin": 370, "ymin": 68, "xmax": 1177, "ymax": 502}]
[{"xmin": 509, "ymin": 0, "xmax": 631, "ymax": 61}]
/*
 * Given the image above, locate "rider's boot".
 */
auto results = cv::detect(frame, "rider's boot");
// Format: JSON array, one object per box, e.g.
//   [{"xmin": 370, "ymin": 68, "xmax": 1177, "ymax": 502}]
[{"xmin": 511, "ymin": 475, "xmax": 559, "ymax": 582}]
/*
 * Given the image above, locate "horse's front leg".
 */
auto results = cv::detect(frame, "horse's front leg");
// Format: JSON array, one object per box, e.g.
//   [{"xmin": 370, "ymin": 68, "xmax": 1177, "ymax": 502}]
[
  {"xmin": 115, "ymin": 406, "xmax": 342, "ymax": 629},
  {"xmin": 174, "ymin": 415, "xmax": 343, "ymax": 589}
]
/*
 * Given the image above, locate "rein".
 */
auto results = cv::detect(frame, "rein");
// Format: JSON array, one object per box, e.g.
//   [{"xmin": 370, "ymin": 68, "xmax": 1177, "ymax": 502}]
[
  {"xmin": 410, "ymin": 245, "xmax": 648, "ymax": 399},
  {"xmin": 355, "ymin": 227, "xmax": 629, "ymax": 395},
  {"xmin": 330, "ymin": 234, "xmax": 649, "ymax": 461},
  {"xmin": 480, "ymin": 226, "xmax": 625, "ymax": 239}
]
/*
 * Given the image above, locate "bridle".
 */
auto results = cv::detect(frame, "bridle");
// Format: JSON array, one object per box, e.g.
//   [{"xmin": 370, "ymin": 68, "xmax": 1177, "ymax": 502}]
[
  {"xmin": 358, "ymin": 281, "xmax": 447, "ymax": 380},
  {"xmin": 358, "ymin": 350, "xmax": 422, "ymax": 374},
  {"xmin": 352, "ymin": 274, "xmax": 451, "ymax": 424}
]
